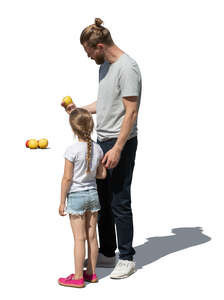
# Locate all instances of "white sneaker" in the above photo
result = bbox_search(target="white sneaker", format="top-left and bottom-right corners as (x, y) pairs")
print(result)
(84, 253), (116, 268)
(110, 260), (135, 279)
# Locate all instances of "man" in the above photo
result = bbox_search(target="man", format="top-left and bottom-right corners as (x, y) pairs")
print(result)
(66, 18), (142, 279)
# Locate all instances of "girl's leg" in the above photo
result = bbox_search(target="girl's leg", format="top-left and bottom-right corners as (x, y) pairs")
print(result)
(69, 214), (87, 279)
(85, 211), (98, 275)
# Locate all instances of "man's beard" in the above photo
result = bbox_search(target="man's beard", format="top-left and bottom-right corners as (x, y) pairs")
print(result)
(95, 54), (105, 65)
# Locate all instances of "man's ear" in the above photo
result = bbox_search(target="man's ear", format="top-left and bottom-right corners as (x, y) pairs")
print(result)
(96, 43), (105, 51)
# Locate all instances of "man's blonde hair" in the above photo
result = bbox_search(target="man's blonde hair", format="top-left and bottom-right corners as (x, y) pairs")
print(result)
(80, 18), (114, 48)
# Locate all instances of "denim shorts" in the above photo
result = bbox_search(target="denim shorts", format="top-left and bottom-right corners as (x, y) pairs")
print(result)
(66, 189), (101, 215)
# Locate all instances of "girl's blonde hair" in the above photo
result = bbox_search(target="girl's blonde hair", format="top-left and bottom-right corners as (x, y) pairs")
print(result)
(80, 18), (114, 48)
(69, 108), (94, 173)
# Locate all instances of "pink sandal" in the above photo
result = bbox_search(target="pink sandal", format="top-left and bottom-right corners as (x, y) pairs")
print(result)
(58, 274), (85, 288)
(83, 270), (98, 283)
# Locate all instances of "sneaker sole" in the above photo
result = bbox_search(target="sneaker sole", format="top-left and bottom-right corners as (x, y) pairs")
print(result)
(58, 281), (85, 288)
(110, 269), (135, 279)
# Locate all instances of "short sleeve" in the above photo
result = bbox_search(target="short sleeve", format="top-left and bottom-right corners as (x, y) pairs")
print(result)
(64, 146), (76, 162)
(119, 64), (141, 98)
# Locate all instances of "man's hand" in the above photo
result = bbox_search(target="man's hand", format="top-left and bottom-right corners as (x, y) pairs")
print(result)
(59, 203), (66, 216)
(61, 102), (77, 114)
(102, 145), (122, 169)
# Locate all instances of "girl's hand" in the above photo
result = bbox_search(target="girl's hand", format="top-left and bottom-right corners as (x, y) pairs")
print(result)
(59, 203), (67, 216)
(61, 103), (77, 114)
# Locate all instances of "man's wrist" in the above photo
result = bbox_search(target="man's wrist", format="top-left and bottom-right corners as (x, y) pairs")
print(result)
(114, 142), (123, 152)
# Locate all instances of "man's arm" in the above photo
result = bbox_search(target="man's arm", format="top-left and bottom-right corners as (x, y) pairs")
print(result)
(82, 101), (97, 114)
(115, 96), (138, 150)
(102, 96), (138, 169)
(65, 101), (96, 114)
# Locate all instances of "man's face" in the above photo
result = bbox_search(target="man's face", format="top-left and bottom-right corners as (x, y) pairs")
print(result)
(83, 42), (105, 65)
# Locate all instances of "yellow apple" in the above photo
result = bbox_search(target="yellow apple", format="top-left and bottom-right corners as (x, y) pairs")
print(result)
(38, 139), (48, 149)
(29, 139), (38, 149)
(62, 96), (73, 108)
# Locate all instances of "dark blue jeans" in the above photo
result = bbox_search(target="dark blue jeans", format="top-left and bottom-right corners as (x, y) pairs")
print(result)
(96, 136), (137, 261)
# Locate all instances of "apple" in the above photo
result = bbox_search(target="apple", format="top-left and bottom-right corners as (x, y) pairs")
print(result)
(62, 96), (73, 108)
(25, 140), (30, 148)
(38, 138), (48, 149)
(28, 139), (38, 149)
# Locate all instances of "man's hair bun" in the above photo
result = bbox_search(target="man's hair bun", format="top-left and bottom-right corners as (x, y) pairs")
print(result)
(80, 18), (114, 47)
(95, 18), (103, 27)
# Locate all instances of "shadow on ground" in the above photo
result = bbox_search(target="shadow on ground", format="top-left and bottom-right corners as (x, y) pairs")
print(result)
(93, 227), (211, 281)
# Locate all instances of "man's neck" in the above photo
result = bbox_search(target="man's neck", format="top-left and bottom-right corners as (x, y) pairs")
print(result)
(104, 45), (125, 64)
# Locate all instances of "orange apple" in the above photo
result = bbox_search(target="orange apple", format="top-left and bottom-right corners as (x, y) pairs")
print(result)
(25, 140), (30, 148)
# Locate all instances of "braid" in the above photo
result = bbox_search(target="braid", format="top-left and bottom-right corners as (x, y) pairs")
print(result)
(85, 131), (92, 173)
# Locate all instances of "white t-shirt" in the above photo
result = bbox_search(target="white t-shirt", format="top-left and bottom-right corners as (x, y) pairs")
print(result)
(64, 140), (104, 193)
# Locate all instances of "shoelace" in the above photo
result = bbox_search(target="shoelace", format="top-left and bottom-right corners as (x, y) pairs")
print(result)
(116, 261), (128, 268)
(65, 274), (74, 281)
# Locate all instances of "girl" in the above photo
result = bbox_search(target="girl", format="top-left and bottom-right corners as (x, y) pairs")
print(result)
(58, 108), (106, 288)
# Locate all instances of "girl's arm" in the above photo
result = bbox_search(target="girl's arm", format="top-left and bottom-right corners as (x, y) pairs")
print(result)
(59, 159), (73, 216)
(96, 160), (107, 179)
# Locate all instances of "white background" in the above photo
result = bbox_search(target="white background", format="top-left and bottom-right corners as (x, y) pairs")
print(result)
(0, 0), (223, 299)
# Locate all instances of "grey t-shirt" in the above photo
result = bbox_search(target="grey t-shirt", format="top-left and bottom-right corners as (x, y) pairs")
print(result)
(96, 53), (142, 142)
